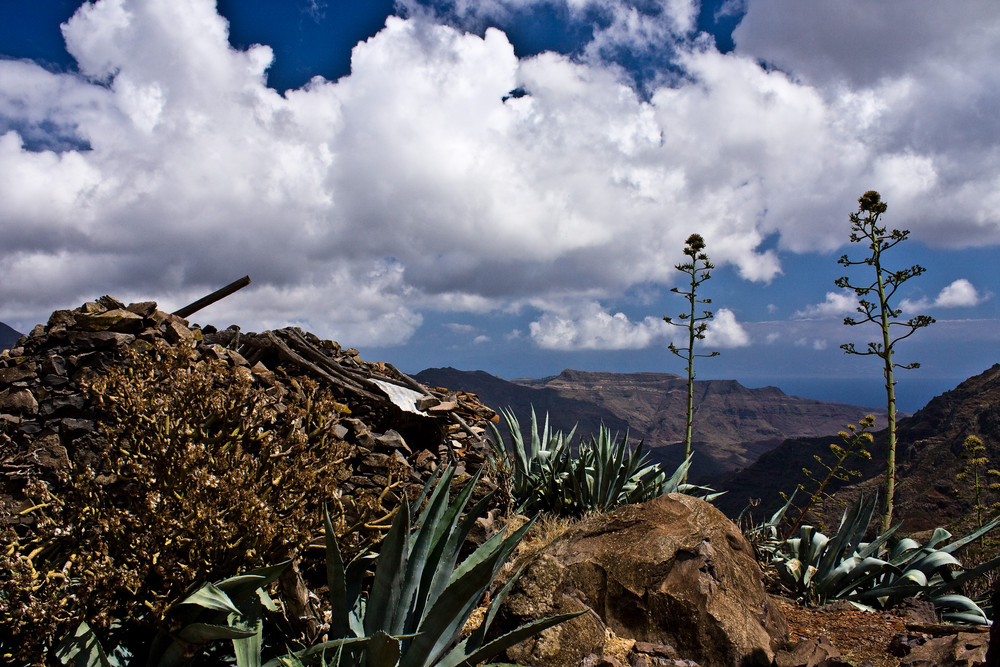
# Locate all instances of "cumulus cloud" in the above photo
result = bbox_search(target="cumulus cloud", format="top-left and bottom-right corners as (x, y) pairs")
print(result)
(0, 0), (999, 348)
(901, 279), (989, 311)
(794, 292), (857, 319)
(529, 301), (668, 350)
(702, 307), (750, 348)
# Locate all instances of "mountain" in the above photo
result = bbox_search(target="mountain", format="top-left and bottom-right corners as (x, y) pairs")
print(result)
(717, 364), (1000, 529)
(0, 321), (22, 350)
(415, 367), (887, 482)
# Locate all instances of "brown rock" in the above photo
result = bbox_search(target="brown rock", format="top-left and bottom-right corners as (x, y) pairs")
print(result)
(0, 388), (38, 414)
(163, 319), (195, 343)
(774, 637), (847, 667)
(75, 309), (144, 333)
(31, 432), (70, 472)
(499, 494), (785, 667)
(126, 301), (158, 317)
(67, 331), (135, 349)
(0, 363), (36, 384)
(900, 632), (988, 666)
(47, 310), (77, 327)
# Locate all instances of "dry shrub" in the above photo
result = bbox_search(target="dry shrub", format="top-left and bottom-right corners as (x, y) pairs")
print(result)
(0, 342), (386, 663)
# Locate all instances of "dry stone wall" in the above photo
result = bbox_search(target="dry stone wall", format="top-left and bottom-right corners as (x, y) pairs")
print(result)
(0, 295), (502, 523)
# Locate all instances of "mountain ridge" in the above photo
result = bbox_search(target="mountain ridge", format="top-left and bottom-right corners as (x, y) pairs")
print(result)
(0, 322), (22, 350)
(717, 363), (1000, 528)
(415, 366), (888, 482)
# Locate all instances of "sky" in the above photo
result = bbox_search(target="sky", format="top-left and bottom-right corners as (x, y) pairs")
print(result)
(1, 0), (999, 412)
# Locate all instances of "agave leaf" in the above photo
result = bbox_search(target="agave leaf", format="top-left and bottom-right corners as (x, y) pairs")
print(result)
(663, 455), (693, 492)
(855, 523), (900, 560)
(175, 623), (258, 642)
(401, 546), (507, 667)
(55, 621), (113, 667)
(175, 583), (242, 616)
(928, 551), (1000, 598)
(890, 538), (921, 561)
(365, 496), (411, 638)
(402, 518), (536, 667)
(402, 467), (463, 633)
(817, 494), (877, 577)
(467, 564), (526, 650)
(824, 556), (892, 600)
(922, 527), (953, 551)
(906, 550), (962, 575)
(324, 505), (351, 640)
(232, 617), (263, 667)
(940, 514), (1000, 554)
(262, 638), (371, 667)
(941, 609), (990, 625)
(931, 593), (989, 624)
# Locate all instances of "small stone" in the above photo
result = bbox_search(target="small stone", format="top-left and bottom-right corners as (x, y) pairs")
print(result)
(251, 361), (275, 384)
(126, 301), (158, 317)
(375, 429), (410, 453)
(227, 349), (250, 366)
(47, 310), (77, 327)
(163, 319), (195, 343)
(76, 309), (144, 333)
(61, 418), (96, 434)
(97, 295), (126, 310)
(0, 388), (38, 414)
(67, 331), (135, 349)
(29, 324), (46, 338)
(40, 355), (66, 377)
(415, 395), (440, 410)
(0, 364), (37, 384)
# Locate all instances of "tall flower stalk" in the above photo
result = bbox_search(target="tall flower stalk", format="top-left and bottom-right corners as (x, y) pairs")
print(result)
(835, 191), (934, 532)
(664, 233), (718, 476)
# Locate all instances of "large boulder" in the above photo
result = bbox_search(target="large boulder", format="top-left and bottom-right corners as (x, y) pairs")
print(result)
(499, 493), (787, 667)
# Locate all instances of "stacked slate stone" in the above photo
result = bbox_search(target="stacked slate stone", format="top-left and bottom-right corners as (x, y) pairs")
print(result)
(0, 295), (500, 520)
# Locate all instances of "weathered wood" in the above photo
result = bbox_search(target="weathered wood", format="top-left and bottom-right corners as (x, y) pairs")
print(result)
(262, 331), (383, 403)
(173, 275), (251, 319)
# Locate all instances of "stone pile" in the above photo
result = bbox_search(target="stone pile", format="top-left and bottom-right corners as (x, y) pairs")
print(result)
(0, 295), (500, 518)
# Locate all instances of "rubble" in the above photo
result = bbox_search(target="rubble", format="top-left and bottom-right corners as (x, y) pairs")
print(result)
(0, 295), (502, 521)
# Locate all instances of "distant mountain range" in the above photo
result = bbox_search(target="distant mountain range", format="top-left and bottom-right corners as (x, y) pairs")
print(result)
(0, 321), (22, 350)
(415, 367), (888, 483)
(717, 363), (1000, 529)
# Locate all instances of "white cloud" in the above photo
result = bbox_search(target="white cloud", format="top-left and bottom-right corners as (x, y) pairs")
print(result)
(444, 323), (478, 334)
(901, 278), (989, 311)
(0, 0), (999, 347)
(529, 301), (668, 350)
(702, 307), (750, 348)
(794, 292), (857, 319)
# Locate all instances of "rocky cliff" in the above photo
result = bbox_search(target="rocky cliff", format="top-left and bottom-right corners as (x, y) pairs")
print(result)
(416, 367), (887, 482)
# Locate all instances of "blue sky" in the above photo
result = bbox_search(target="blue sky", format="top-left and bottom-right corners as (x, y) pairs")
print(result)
(1, 0), (998, 412)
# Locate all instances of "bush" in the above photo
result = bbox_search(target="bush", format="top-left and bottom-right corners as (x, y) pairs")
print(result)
(0, 342), (385, 663)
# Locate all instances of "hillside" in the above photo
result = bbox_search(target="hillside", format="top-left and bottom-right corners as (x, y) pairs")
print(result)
(416, 367), (887, 482)
(718, 364), (1000, 529)
(0, 322), (20, 350)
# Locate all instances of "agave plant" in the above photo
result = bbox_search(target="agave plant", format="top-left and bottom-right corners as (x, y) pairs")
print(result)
(489, 407), (720, 516)
(271, 465), (583, 667)
(770, 493), (1000, 624)
(56, 561), (291, 667)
